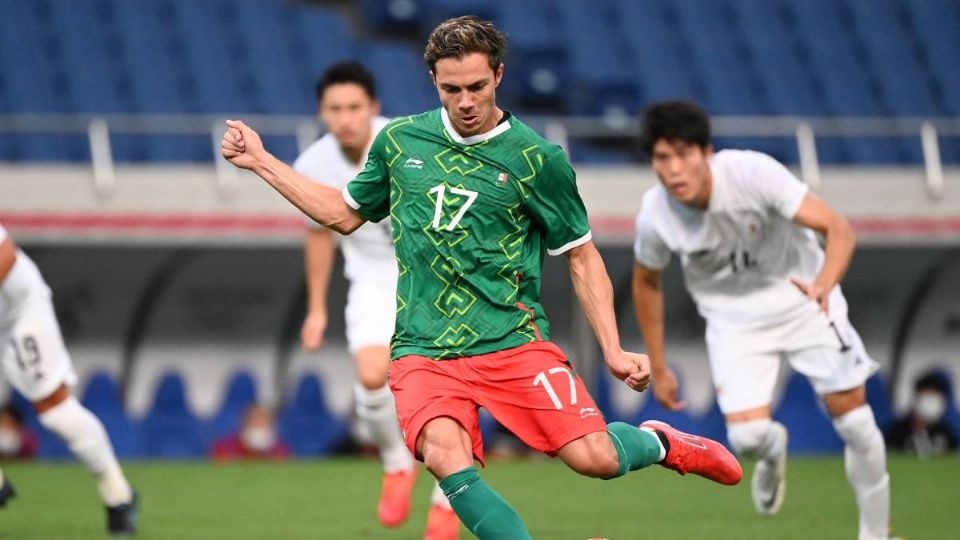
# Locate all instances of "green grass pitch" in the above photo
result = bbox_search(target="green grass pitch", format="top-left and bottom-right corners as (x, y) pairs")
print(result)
(0, 455), (956, 539)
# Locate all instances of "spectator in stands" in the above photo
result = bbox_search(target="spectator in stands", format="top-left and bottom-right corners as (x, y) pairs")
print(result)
(212, 404), (291, 461)
(0, 404), (38, 460)
(885, 370), (958, 457)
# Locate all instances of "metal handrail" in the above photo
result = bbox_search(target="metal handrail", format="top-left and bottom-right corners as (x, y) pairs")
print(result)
(1, 113), (956, 201)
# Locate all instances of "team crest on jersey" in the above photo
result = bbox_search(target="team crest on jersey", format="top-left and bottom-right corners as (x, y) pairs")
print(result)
(497, 172), (509, 185)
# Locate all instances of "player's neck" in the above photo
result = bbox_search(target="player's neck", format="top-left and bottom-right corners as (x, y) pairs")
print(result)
(341, 135), (373, 166)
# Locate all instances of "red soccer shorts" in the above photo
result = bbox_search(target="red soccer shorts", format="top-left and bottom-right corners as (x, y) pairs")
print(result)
(388, 341), (607, 466)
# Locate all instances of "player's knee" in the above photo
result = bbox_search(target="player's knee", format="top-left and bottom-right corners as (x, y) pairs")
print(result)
(418, 419), (473, 479)
(832, 405), (880, 451)
(562, 439), (620, 479)
(726, 418), (773, 455)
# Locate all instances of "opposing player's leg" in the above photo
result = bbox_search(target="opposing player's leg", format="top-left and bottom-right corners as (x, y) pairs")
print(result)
(424, 482), (460, 540)
(390, 355), (531, 540)
(725, 406), (789, 516)
(707, 327), (788, 513)
(825, 386), (891, 540)
(790, 313), (891, 540)
(353, 345), (417, 527)
(2, 300), (136, 535)
(36, 384), (137, 534)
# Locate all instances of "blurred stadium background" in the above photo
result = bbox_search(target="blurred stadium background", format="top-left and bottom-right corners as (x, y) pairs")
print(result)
(0, 0), (958, 537)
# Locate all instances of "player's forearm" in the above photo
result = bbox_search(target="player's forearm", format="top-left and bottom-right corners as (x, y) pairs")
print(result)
(567, 243), (623, 360)
(252, 154), (365, 234)
(816, 216), (856, 291)
(304, 229), (336, 315)
(631, 268), (668, 373)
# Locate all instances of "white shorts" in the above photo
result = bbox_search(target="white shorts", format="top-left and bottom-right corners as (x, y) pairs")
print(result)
(706, 302), (878, 414)
(0, 298), (78, 402)
(344, 281), (396, 354)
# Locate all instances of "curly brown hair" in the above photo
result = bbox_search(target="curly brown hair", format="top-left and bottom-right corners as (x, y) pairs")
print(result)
(423, 16), (507, 73)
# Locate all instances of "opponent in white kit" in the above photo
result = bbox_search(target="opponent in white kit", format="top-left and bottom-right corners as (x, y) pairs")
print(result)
(0, 224), (137, 535)
(295, 61), (458, 540)
(631, 101), (896, 540)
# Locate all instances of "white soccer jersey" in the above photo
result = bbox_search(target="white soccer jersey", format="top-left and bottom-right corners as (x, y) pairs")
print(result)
(0, 224), (52, 329)
(634, 149), (845, 331)
(293, 116), (396, 284)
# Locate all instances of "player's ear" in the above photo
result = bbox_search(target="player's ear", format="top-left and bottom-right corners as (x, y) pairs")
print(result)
(429, 70), (437, 87)
(494, 63), (504, 87)
(371, 98), (381, 117)
(704, 143), (714, 158)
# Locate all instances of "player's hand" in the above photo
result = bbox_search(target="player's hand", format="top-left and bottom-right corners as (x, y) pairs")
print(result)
(607, 350), (652, 392)
(301, 311), (328, 351)
(220, 119), (267, 171)
(790, 277), (829, 314)
(652, 366), (687, 411)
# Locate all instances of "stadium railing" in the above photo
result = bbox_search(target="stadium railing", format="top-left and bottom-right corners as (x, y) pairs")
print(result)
(1, 113), (957, 200)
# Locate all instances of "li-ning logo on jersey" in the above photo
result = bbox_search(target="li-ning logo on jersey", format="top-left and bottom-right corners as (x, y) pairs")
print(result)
(579, 407), (599, 419)
(403, 157), (424, 169)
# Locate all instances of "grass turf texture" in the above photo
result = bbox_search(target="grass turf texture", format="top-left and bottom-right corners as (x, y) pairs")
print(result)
(0, 455), (955, 539)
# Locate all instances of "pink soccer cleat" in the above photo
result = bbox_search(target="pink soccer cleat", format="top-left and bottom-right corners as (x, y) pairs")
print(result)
(641, 420), (743, 485)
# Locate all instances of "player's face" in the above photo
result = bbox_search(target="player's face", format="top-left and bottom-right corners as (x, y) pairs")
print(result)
(320, 83), (380, 152)
(432, 52), (504, 137)
(651, 139), (714, 208)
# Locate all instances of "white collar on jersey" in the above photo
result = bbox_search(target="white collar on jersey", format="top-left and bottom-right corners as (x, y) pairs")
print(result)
(440, 107), (512, 145)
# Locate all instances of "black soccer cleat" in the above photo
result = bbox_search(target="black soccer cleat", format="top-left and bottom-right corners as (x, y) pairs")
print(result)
(106, 489), (138, 536)
(0, 476), (15, 508)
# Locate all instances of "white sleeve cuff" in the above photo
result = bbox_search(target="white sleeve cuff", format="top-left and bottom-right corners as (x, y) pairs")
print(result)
(342, 186), (361, 210)
(547, 231), (592, 256)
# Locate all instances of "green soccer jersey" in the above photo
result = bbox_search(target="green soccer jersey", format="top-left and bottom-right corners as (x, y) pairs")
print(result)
(344, 108), (591, 360)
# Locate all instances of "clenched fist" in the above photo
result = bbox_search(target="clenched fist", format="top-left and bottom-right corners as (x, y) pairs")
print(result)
(220, 119), (268, 171)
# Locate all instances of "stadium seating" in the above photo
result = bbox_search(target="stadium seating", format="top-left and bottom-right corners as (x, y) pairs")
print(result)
(278, 375), (350, 457)
(140, 373), (206, 458)
(83, 373), (142, 458)
(1, 0), (958, 163)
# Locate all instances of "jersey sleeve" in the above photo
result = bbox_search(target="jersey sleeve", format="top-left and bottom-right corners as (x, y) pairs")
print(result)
(523, 149), (592, 256)
(343, 129), (391, 223)
(743, 151), (809, 219)
(633, 207), (671, 271)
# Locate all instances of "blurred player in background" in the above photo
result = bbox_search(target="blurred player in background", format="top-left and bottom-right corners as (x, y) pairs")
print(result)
(632, 101), (896, 540)
(294, 61), (458, 539)
(223, 17), (741, 539)
(0, 224), (137, 534)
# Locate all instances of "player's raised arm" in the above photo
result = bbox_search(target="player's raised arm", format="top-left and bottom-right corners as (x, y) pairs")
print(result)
(565, 241), (651, 392)
(220, 120), (365, 234)
(632, 262), (686, 411)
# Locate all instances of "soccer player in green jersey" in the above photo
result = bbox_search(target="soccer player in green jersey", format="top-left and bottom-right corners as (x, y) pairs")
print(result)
(221, 16), (741, 539)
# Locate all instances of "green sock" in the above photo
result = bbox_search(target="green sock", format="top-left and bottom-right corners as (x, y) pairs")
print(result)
(607, 422), (666, 478)
(439, 467), (531, 540)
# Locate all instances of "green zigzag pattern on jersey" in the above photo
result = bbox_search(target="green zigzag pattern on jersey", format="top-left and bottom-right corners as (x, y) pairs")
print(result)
(432, 323), (480, 359)
(434, 142), (487, 176)
(430, 255), (477, 318)
(496, 204), (526, 303)
(390, 179), (407, 313)
(514, 144), (546, 199)
(383, 116), (415, 167)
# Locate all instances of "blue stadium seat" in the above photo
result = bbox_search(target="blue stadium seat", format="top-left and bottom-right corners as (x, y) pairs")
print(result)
(493, 0), (566, 110)
(557, 0), (639, 116)
(278, 375), (350, 456)
(774, 374), (844, 454)
(670, 0), (767, 115)
(359, 42), (438, 116)
(82, 372), (141, 458)
(359, 0), (424, 34)
(140, 372), (205, 458)
(903, 0), (960, 115)
(615, 0), (701, 104)
(206, 371), (258, 444)
(420, 0), (498, 33)
(0, 0), (63, 113)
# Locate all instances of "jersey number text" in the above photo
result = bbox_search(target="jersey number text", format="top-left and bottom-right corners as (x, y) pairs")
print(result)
(429, 184), (478, 231)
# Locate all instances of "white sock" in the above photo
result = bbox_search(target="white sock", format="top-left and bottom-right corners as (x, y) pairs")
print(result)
(38, 396), (133, 506)
(832, 405), (890, 540)
(727, 419), (787, 462)
(354, 384), (414, 473)
(430, 481), (453, 509)
(639, 426), (667, 461)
